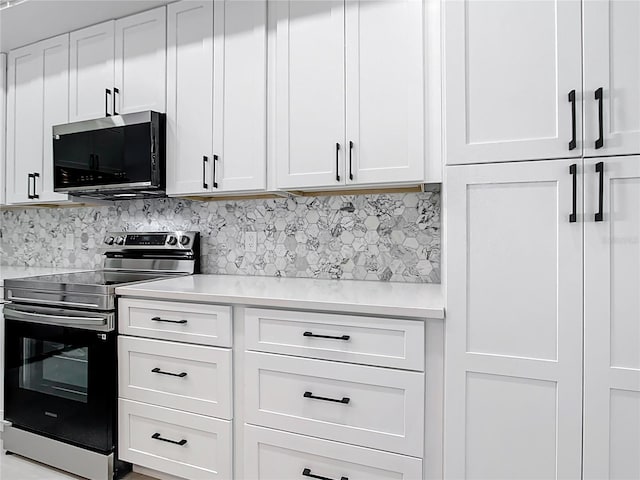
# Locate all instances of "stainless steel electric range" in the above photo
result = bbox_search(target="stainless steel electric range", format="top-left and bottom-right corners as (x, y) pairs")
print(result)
(2, 231), (200, 480)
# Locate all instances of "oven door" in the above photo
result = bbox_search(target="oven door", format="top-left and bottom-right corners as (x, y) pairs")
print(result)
(3, 305), (116, 453)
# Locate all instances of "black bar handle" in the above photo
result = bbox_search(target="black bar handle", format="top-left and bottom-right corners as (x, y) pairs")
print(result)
(27, 173), (33, 199)
(595, 161), (604, 222)
(336, 143), (341, 182)
(303, 391), (350, 404)
(569, 164), (577, 223)
(348, 141), (354, 181)
(151, 316), (188, 324)
(202, 156), (208, 189)
(151, 433), (187, 446)
(303, 331), (350, 341)
(152, 367), (187, 378)
(113, 87), (119, 116)
(213, 154), (219, 188)
(302, 468), (348, 480)
(32, 172), (40, 199)
(105, 88), (111, 117)
(568, 90), (576, 151)
(595, 87), (604, 149)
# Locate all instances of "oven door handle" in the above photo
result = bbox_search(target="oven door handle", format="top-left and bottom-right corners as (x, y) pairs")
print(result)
(5, 296), (101, 309)
(3, 307), (109, 329)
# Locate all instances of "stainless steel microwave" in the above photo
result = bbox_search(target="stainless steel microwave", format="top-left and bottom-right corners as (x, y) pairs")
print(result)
(52, 111), (165, 200)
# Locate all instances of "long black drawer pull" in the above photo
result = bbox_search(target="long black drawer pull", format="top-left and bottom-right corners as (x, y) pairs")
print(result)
(105, 88), (111, 117)
(151, 316), (188, 324)
(595, 87), (604, 149)
(595, 161), (604, 222)
(568, 90), (576, 150)
(304, 391), (350, 404)
(335, 143), (341, 182)
(302, 468), (348, 480)
(32, 172), (40, 199)
(202, 156), (209, 189)
(569, 164), (577, 223)
(348, 141), (354, 181)
(213, 154), (219, 188)
(27, 173), (34, 199)
(113, 87), (119, 116)
(152, 367), (187, 378)
(151, 433), (187, 446)
(303, 331), (350, 341)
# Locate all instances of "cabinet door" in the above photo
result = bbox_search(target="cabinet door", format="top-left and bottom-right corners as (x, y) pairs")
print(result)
(212, 0), (266, 192)
(115, 7), (167, 115)
(0, 53), (6, 205)
(444, 0), (582, 165)
(584, 157), (640, 480)
(444, 160), (583, 479)
(273, 0), (345, 189)
(166, 0), (214, 196)
(584, 1), (640, 157)
(345, 0), (424, 185)
(70, 21), (115, 122)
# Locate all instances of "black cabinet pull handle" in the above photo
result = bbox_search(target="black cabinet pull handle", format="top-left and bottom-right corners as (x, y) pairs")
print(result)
(113, 87), (119, 116)
(303, 331), (350, 341)
(302, 468), (348, 480)
(151, 433), (187, 446)
(335, 143), (341, 182)
(151, 316), (188, 324)
(303, 391), (350, 404)
(569, 164), (577, 223)
(595, 161), (604, 222)
(568, 90), (576, 151)
(202, 156), (208, 189)
(32, 172), (40, 199)
(595, 87), (604, 149)
(152, 367), (187, 378)
(105, 88), (111, 117)
(213, 154), (219, 188)
(27, 173), (34, 199)
(348, 141), (354, 180)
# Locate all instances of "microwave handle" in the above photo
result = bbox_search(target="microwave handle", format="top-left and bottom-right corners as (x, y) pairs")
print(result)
(4, 307), (108, 329)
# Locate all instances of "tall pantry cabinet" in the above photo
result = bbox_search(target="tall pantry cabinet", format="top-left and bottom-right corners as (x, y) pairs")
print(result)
(444, 1), (640, 478)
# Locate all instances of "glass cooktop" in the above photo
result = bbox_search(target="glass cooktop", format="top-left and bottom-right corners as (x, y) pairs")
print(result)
(15, 270), (176, 287)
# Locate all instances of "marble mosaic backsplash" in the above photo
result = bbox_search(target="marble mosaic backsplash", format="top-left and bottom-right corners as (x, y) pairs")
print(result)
(0, 191), (440, 283)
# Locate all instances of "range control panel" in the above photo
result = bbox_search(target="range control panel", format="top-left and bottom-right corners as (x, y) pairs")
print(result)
(102, 231), (198, 250)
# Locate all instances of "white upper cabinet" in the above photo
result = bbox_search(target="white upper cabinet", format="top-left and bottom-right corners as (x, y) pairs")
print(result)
(583, 157), (640, 480)
(444, 0), (583, 165)
(69, 21), (115, 121)
(6, 35), (69, 204)
(345, 0), (425, 185)
(0, 53), (6, 205)
(583, 1), (640, 157)
(273, 0), (345, 190)
(166, 0), (214, 196)
(115, 7), (167, 115)
(212, 0), (267, 193)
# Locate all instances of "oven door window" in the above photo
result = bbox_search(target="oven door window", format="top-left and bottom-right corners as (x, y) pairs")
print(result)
(21, 339), (89, 404)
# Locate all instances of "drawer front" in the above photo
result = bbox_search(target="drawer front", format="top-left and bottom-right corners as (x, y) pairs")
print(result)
(245, 308), (424, 370)
(245, 352), (424, 456)
(118, 336), (232, 419)
(118, 399), (232, 480)
(118, 298), (232, 347)
(245, 425), (423, 480)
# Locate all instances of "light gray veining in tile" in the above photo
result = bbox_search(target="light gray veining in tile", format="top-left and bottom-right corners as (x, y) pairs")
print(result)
(0, 191), (440, 283)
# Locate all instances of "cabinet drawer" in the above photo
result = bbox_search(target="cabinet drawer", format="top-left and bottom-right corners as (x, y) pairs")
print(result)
(118, 298), (232, 346)
(245, 425), (423, 480)
(118, 399), (232, 480)
(245, 352), (424, 456)
(245, 308), (424, 370)
(118, 336), (232, 419)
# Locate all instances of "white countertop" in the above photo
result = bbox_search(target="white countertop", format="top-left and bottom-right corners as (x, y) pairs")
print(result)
(0, 266), (88, 287)
(116, 274), (444, 319)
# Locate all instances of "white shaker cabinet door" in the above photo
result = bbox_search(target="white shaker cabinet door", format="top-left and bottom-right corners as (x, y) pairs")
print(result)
(272, 0), (345, 190)
(115, 6), (167, 115)
(345, 0), (425, 185)
(212, 0), (267, 192)
(444, 160), (583, 479)
(69, 21), (115, 121)
(444, 0), (582, 165)
(583, 1), (640, 157)
(166, 0), (214, 196)
(583, 157), (640, 480)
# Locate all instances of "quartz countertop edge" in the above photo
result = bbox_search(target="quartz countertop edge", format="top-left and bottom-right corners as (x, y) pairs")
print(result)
(115, 274), (445, 319)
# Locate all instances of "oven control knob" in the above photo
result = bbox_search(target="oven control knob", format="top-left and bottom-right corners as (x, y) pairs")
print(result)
(167, 235), (178, 246)
(179, 235), (190, 246)
(115, 236), (125, 245)
(104, 236), (114, 245)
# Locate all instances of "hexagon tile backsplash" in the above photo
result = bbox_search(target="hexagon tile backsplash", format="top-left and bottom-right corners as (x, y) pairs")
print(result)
(0, 190), (440, 283)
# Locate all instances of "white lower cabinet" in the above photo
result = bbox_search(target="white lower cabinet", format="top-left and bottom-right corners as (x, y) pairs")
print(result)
(244, 424), (423, 480)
